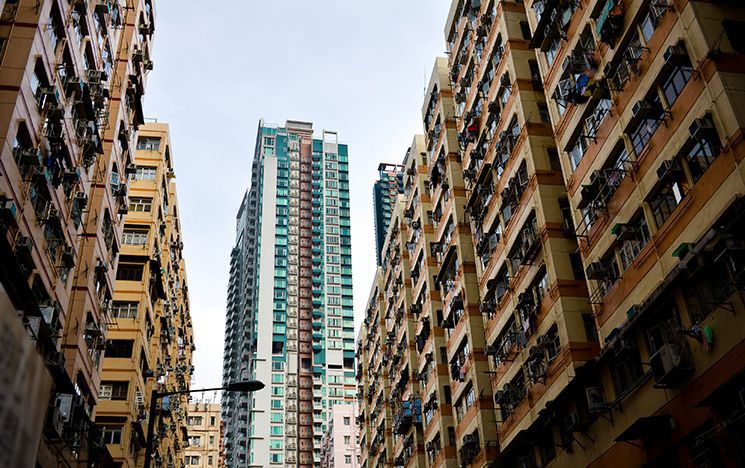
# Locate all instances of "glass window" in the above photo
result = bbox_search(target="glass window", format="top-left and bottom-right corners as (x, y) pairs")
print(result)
(136, 137), (161, 151)
(629, 110), (662, 156)
(661, 66), (693, 107)
(685, 138), (720, 182)
(128, 197), (153, 212)
(133, 166), (157, 180)
(618, 213), (651, 270)
(122, 229), (148, 246)
(648, 170), (688, 228)
(111, 301), (138, 319)
(100, 425), (123, 445)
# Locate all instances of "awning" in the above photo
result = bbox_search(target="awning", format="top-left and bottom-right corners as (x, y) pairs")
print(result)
(615, 415), (673, 442)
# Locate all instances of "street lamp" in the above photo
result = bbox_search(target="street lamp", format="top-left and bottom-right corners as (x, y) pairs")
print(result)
(143, 380), (264, 468)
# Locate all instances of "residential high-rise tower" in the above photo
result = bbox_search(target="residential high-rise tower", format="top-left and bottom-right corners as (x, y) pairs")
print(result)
(222, 120), (355, 467)
(0, 0), (158, 466)
(95, 122), (194, 467)
(372, 163), (404, 266)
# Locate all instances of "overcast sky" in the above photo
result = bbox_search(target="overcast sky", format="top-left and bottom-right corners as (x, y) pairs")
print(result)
(145, 1), (451, 390)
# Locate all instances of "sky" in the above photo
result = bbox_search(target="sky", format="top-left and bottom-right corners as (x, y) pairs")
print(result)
(145, 0), (452, 390)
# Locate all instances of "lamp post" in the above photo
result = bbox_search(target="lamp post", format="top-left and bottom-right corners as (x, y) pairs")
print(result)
(143, 380), (264, 468)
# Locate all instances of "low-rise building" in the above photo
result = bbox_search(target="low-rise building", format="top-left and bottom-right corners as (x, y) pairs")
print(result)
(185, 401), (224, 467)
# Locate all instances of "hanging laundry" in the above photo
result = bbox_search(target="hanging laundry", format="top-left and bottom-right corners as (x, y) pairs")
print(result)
(703, 325), (714, 352)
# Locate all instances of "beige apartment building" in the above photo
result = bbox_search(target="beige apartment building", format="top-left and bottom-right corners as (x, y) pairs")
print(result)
(94, 122), (195, 467)
(357, 0), (745, 467)
(0, 0), (159, 466)
(185, 402), (224, 467)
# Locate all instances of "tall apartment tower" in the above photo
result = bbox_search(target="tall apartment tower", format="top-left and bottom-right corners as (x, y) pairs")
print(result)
(441, 0), (600, 463)
(0, 0), (156, 466)
(514, 0), (745, 465)
(373, 163), (404, 266)
(356, 0), (745, 467)
(222, 120), (355, 467)
(95, 123), (194, 467)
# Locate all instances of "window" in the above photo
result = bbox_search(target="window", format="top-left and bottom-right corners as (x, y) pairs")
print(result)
(116, 263), (144, 281)
(99, 381), (128, 400)
(128, 197), (153, 212)
(208, 455), (214, 465)
(660, 58), (693, 107)
(639, 0), (668, 42)
(187, 416), (203, 426)
(137, 137), (161, 151)
(105, 339), (134, 358)
(345, 455), (352, 464)
(618, 212), (650, 270)
(210, 416), (216, 426)
(270, 426), (284, 436)
(684, 132), (721, 182)
(122, 229), (148, 246)
(544, 36), (561, 66)
(133, 166), (156, 180)
(189, 435), (202, 446)
(648, 165), (688, 228)
(343, 416), (351, 425)
(628, 96), (663, 155)
(270, 439), (283, 450)
(209, 435), (215, 445)
(111, 301), (138, 319)
(100, 425), (123, 445)
(610, 350), (643, 397)
(568, 136), (589, 171)
(544, 326), (561, 364)
(270, 453), (283, 464)
(344, 435), (351, 444)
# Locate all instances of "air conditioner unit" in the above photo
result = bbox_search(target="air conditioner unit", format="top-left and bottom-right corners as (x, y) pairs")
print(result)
(632, 100), (661, 120)
(656, 159), (682, 180)
(46, 351), (65, 373)
(74, 192), (88, 208)
(663, 44), (688, 66)
(612, 338), (635, 356)
(689, 116), (717, 141)
(650, 343), (692, 387)
(60, 246), (75, 268)
(14, 235), (34, 265)
(611, 223), (637, 241)
(54, 394), (74, 422)
(585, 261), (608, 280)
(563, 412), (583, 433)
(0, 199), (18, 224)
(585, 386), (606, 412)
(44, 406), (64, 440)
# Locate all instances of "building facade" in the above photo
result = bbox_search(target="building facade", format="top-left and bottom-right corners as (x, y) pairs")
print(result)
(0, 0), (158, 466)
(373, 163), (404, 266)
(95, 122), (194, 467)
(222, 120), (356, 467)
(357, 0), (745, 467)
(186, 402), (224, 467)
(320, 403), (359, 468)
